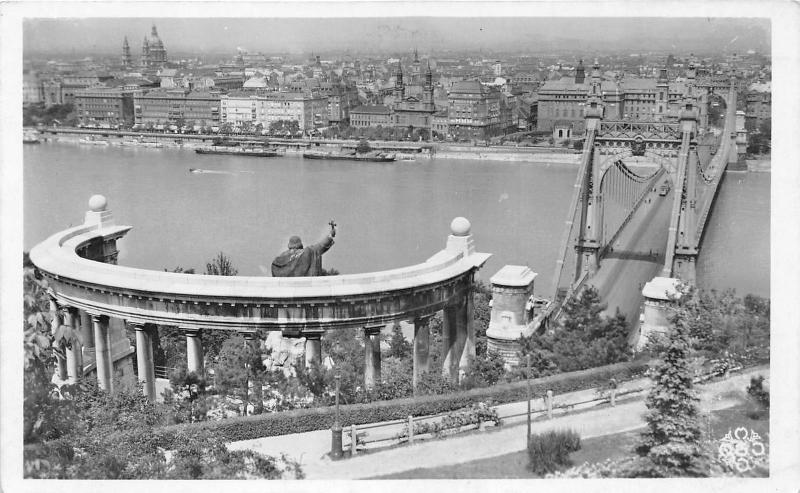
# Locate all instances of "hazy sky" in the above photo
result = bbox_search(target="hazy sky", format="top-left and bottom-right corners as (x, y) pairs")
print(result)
(24, 17), (770, 56)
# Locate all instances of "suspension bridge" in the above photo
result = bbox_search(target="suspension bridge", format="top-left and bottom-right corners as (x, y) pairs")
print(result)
(545, 79), (740, 334)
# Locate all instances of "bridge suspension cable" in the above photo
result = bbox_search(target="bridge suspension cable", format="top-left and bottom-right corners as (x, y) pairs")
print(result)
(600, 160), (664, 251)
(549, 127), (596, 302)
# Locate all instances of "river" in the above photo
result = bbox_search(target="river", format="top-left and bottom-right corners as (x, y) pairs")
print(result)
(23, 142), (770, 299)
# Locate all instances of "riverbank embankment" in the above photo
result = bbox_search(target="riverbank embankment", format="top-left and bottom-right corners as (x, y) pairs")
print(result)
(34, 127), (581, 164)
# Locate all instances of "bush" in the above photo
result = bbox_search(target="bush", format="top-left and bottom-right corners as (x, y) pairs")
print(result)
(157, 359), (651, 443)
(528, 429), (581, 475)
(396, 402), (500, 439)
(746, 375), (769, 410)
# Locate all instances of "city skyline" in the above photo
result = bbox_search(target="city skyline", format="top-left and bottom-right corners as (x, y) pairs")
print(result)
(24, 17), (770, 57)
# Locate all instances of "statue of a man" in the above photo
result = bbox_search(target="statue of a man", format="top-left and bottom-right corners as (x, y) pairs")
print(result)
(271, 221), (336, 277)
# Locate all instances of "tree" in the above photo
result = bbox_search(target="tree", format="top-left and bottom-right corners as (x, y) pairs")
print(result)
(214, 334), (265, 416)
(205, 251), (238, 276)
(386, 323), (411, 360)
(518, 286), (631, 376)
(461, 350), (507, 388)
(167, 364), (211, 423)
(24, 380), (303, 479)
(202, 253), (239, 363)
(355, 139), (372, 154)
(634, 284), (707, 477)
(472, 282), (492, 356)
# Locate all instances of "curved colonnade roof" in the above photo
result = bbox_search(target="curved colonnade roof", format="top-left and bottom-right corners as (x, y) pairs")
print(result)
(30, 204), (491, 332)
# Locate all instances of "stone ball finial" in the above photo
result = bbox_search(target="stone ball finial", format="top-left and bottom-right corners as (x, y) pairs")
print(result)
(450, 217), (471, 236)
(88, 194), (108, 212)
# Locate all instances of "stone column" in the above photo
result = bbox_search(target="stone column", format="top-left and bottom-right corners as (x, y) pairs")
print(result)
(92, 314), (113, 392)
(441, 305), (459, 381)
(185, 329), (204, 375)
(304, 334), (322, 368)
(133, 323), (156, 400)
(364, 326), (382, 389)
(458, 288), (476, 378)
(49, 298), (68, 381)
(243, 332), (264, 414)
(63, 308), (83, 383)
(412, 317), (430, 391)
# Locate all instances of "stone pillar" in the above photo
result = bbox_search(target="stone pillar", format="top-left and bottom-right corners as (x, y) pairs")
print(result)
(486, 265), (538, 367)
(79, 310), (94, 348)
(304, 334), (322, 368)
(133, 323), (156, 400)
(63, 308), (83, 383)
(364, 326), (382, 389)
(636, 277), (682, 351)
(412, 317), (430, 391)
(92, 314), (113, 392)
(458, 288), (476, 378)
(441, 305), (459, 381)
(49, 298), (68, 381)
(185, 329), (204, 375)
(243, 332), (264, 414)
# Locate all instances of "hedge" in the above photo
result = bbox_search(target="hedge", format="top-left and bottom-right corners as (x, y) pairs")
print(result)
(157, 359), (651, 445)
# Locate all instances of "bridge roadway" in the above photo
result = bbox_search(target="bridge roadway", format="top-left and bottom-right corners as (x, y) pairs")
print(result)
(587, 179), (674, 335)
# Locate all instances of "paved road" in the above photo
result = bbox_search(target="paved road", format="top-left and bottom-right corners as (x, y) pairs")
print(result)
(228, 367), (767, 479)
(589, 182), (674, 338)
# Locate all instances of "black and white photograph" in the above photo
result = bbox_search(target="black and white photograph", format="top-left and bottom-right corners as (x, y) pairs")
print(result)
(1, 1), (798, 490)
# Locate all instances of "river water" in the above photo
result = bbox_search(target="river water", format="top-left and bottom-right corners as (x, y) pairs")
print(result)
(23, 142), (770, 299)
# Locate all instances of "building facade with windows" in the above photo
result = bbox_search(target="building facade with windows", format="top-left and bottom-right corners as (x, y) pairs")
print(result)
(536, 60), (706, 134)
(74, 87), (139, 127)
(350, 105), (392, 128)
(745, 90), (770, 132)
(220, 92), (258, 127)
(133, 89), (220, 126)
(446, 79), (502, 140)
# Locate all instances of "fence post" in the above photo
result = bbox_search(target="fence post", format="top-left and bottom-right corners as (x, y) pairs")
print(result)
(610, 377), (618, 407)
(546, 389), (553, 419)
(350, 424), (358, 456)
(408, 415), (415, 444)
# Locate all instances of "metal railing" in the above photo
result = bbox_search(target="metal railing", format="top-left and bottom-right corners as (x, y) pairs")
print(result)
(154, 366), (176, 379)
(340, 364), (750, 458)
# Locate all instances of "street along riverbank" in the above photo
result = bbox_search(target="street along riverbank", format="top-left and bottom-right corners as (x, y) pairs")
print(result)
(34, 127), (581, 164)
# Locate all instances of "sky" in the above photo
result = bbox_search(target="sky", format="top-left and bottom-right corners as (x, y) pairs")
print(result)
(23, 17), (770, 57)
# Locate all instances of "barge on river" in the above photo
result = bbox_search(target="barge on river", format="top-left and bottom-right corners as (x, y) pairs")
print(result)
(196, 145), (282, 157)
(302, 150), (395, 162)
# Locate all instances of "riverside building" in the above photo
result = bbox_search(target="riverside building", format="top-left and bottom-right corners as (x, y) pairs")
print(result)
(536, 59), (708, 134)
(219, 91), (329, 131)
(74, 87), (139, 127)
(133, 89), (220, 127)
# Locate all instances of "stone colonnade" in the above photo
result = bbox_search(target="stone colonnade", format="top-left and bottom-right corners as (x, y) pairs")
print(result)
(51, 283), (478, 398)
(38, 199), (487, 398)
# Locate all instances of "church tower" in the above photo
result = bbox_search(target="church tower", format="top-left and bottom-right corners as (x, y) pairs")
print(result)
(422, 60), (434, 109)
(122, 36), (132, 68)
(412, 48), (421, 85)
(589, 58), (601, 97)
(141, 36), (150, 67)
(575, 59), (585, 84)
(393, 61), (405, 103)
(656, 63), (669, 119)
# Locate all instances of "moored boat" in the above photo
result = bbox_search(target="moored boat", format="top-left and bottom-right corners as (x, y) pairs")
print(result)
(78, 136), (109, 145)
(23, 130), (41, 144)
(302, 150), (395, 162)
(196, 145), (281, 157)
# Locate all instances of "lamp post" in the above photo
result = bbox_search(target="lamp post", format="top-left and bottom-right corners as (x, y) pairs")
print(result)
(330, 342), (343, 460)
(526, 353), (532, 446)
